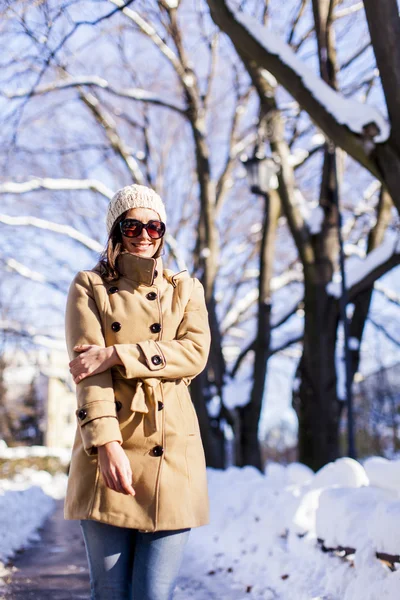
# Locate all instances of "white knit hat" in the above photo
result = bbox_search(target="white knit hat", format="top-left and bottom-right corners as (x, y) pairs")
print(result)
(106, 184), (167, 234)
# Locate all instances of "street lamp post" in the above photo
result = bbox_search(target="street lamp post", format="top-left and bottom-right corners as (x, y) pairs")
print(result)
(330, 144), (356, 459)
(241, 153), (279, 198)
(239, 151), (280, 467)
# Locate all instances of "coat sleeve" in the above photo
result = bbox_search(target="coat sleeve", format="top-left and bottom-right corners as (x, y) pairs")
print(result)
(65, 270), (122, 456)
(113, 278), (211, 380)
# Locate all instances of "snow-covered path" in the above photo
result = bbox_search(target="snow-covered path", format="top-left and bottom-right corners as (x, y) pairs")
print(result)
(0, 499), (89, 599)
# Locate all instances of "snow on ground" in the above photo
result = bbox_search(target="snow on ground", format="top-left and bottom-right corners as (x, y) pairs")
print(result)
(177, 458), (400, 599)
(0, 441), (71, 464)
(0, 443), (68, 565)
(2, 445), (400, 598)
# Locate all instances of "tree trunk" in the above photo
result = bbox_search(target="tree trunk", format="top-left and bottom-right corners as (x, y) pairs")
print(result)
(363, 0), (400, 153)
(190, 371), (225, 468)
(293, 277), (342, 470)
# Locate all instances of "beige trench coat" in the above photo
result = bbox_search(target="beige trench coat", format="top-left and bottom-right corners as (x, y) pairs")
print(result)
(64, 251), (211, 532)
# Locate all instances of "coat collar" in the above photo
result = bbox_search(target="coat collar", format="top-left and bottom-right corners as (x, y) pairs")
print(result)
(117, 251), (163, 286)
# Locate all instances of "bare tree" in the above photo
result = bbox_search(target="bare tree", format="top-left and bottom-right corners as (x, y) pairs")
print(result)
(206, 0), (400, 469)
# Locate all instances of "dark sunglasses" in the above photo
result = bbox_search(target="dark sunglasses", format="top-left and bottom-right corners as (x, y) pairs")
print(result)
(119, 218), (166, 239)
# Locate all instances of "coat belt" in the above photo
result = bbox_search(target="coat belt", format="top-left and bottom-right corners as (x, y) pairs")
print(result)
(129, 378), (162, 436)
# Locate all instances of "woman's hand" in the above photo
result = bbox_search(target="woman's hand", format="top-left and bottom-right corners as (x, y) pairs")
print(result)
(69, 345), (120, 384)
(97, 441), (135, 496)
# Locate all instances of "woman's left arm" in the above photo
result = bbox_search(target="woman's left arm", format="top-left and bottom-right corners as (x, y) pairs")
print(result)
(113, 277), (211, 380)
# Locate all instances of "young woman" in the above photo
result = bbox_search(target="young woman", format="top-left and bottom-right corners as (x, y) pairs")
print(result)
(64, 184), (211, 600)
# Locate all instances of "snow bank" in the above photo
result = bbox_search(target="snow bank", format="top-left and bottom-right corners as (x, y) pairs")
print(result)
(0, 440), (71, 465)
(317, 485), (395, 549)
(180, 457), (400, 599)
(0, 444), (68, 566)
(0, 484), (54, 564)
(310, 457), (369, 489)
(363, 456), (400, 493)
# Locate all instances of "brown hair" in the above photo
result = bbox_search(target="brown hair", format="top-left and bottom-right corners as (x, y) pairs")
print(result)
(96, 210), (165, 283)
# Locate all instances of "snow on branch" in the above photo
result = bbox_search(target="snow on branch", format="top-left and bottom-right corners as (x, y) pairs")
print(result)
(271, 269), (303, 292)
(4, 258), (46, 284)
(334, 2), (364, 19)
(0, 215), (102, 252)
(214, 0), (390, 148)
(374, 282), (400, 306)
(222, 1), (389, 143)
(221, 288), (258, 333)
(1, 77), (186, 115)
(160, 0), (180, 7)
(0, 177), (113, 198)
(0, 257), (67, 292)
(327, 230), (400, 298)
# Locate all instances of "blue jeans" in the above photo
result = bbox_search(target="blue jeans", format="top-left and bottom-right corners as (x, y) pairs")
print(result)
(80, 519), (190, 600)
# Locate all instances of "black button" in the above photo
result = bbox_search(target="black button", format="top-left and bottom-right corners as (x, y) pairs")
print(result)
(151, 355), (162, 365)
(108, 286), (119, 294)
(115, 400), (122, 412)
(111, 322), (121, 332)
(78, 409), (87, 420)
(154, 270), (158, 278)
(146, 292), (157, 301)
(150, 323), (161, 333)
(152, 445), (164, 457)
(158, 401), (164, 411)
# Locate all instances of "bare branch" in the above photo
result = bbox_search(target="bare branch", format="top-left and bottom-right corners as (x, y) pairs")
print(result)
(221, 269), (303, 335)
(108, 0), (185, 77)
(340, 42), (370, 71)
(229, 327), (303, 377)
(272, 299), (301, 328)
(79, 90), (145, 183)
(368, 317), (400, 347)
(4, 0), (138, 145)
(216, 73), (253, 210)
(229, 339), (255, 378)
(269, 333), (303, 356)
(2, 77), (186, 116)
(287, 0), (309, 46)
(348, 249), (400, 300)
